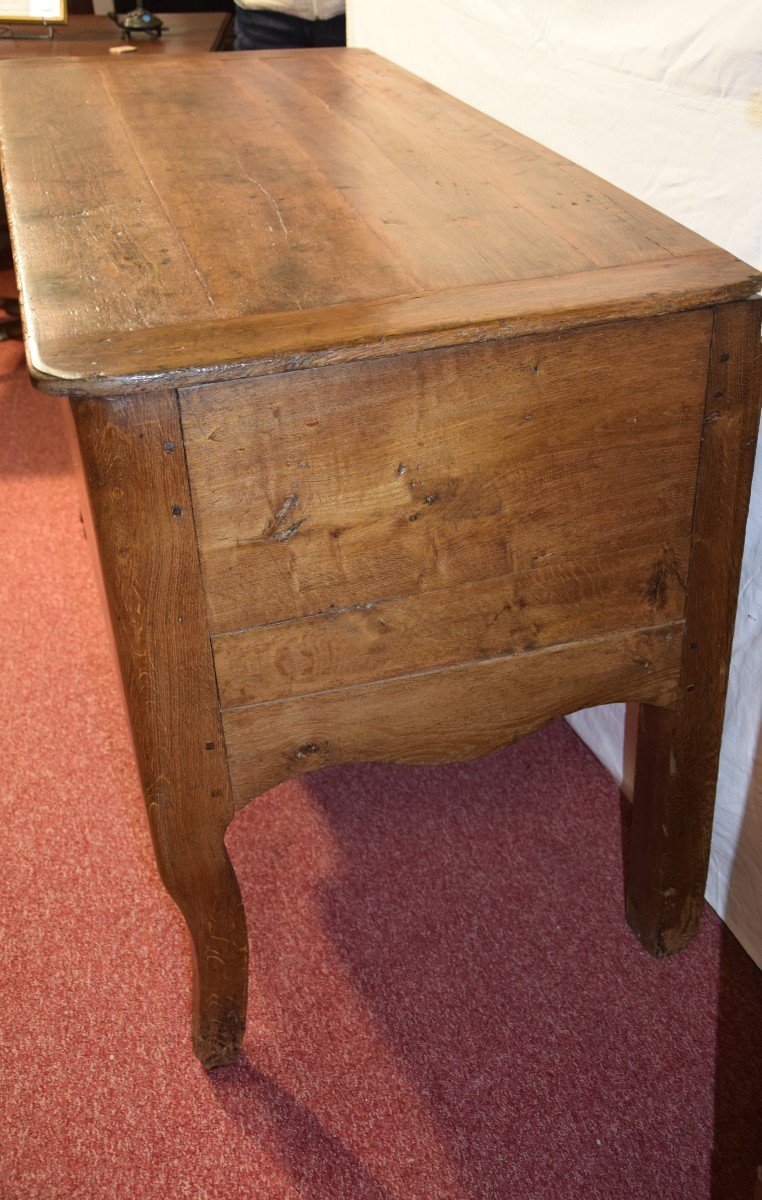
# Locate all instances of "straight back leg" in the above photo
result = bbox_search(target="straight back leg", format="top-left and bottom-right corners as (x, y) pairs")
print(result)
(627, 301), (761, 954)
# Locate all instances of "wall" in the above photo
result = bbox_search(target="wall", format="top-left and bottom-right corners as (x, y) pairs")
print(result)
(348, 0), (762, 966)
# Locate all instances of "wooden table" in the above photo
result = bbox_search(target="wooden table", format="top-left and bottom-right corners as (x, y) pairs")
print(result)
(0, 49), (759, 1069)
(0, 11), (229, 57)
(0, 11), (228, 335)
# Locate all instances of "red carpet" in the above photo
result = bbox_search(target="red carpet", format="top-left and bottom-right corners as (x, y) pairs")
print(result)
(1, 294), (760, 1199)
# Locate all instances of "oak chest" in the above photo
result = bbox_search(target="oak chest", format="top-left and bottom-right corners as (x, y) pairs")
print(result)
(1, 49), (759, 1067)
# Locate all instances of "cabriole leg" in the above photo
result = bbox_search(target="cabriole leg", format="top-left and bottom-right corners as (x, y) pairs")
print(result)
(69, 390), (247, 1067)
(150, 816), (248, 1068)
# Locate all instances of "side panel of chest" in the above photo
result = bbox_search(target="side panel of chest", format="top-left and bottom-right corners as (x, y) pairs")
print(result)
(182, 310), (710, 634)
(179, 310), (712, 804)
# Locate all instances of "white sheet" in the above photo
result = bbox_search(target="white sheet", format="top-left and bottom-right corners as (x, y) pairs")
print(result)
(349, 0), (762, 966)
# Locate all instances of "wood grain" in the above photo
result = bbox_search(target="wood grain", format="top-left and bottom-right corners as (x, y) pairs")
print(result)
(70, 393), (248, 1068)
(222, 624), (682, 807)
(627, 300), (762, 955)
(182, 311), (710, 634)
(327, 49), (724, 264)
(0, 49), (756, 396)
(213, 546), (688, 707)
(247, 56), (597, 288)
(268, 49), (710, 265)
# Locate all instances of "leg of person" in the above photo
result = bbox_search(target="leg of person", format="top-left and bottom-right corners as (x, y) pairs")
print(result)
(234, 6), (312, 51)
(312, 12), (346, 47)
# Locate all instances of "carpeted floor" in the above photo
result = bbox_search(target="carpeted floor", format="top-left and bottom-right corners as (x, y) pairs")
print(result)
(1, 299), (760, 1200)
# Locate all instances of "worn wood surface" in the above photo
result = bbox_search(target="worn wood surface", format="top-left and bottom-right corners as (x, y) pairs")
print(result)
(213, 546), (688, 708)
(70, 393), (248, 1068)
(0, 49), (757, 395)
(26, 250), (758, 396)
(182, 311), (710, 634)
(222, 625), (681, 805)
(0, 12), (227, 59)
(627, 300), (762, 955)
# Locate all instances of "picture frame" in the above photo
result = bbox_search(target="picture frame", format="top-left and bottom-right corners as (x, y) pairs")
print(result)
(0, 0), (67, 26)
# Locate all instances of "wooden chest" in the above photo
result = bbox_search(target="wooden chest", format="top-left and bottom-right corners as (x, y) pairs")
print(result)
(0, 49), (759, 1068)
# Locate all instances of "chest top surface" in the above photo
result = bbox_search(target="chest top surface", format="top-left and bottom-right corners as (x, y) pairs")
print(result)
(0, 47), (758, 395)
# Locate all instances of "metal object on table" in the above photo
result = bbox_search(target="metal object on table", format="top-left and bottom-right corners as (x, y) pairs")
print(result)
(108, 6), (166, 40)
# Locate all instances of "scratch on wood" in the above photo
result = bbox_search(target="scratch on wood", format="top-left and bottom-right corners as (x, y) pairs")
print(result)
(233, 147), (292, 244)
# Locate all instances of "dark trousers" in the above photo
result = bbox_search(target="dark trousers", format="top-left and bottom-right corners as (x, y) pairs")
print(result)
(234, 7), (346, 51)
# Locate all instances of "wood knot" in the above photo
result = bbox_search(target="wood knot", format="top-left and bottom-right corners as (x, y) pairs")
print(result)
(272, 519), (306, 542)
(297, 743), (319, 757)
(266, 492), (306, 542)
(289, 739), (331, 768)
(644, 547), (686, 608)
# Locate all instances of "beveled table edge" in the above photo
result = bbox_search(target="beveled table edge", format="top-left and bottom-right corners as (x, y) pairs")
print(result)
(26, 252), (762, 396)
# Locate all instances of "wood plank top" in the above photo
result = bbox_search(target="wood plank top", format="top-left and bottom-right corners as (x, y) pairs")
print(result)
(0, 13), (228, 59)
(0, 47), (758, 395)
